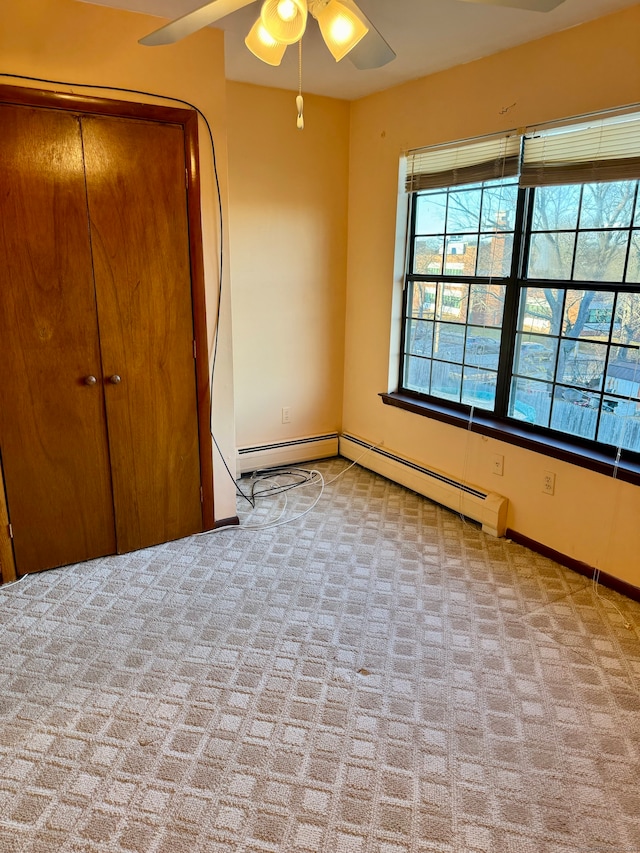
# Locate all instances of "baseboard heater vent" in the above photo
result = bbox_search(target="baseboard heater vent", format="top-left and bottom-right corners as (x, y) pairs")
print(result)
(339, 434), (507, 537)
(237, 433), (339, 475)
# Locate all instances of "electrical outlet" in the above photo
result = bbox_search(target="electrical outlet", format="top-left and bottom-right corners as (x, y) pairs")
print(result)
(542, 471), (555, 496)
(281, 406), (291, 424)
(492, 454), (504, 476)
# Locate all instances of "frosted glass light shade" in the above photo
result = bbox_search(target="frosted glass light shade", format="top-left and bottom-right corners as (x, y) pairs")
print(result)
(260, 0), (307, 45)
(315, 0), (368, 62)
(245, 18), (287, 65)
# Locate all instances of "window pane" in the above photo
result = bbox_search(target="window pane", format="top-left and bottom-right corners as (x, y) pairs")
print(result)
(481, 182), (518, 231)
(556, 340), (607, 390)
(433, 323), (465, 361)
(532, 185), (580, 231)
(446, 187), (481, 233)
(477, 234), (514, 277)
(518, 288), (563, 336)
(414, 237), (443, 274)
(436, 284), (468, 323)
(509, 377), (551, 426)
(573, 230), (628, 282)
(410, 282), (437, 319)
(404, 355), (431, 394)
(627, 231), (640, 283)
(528, 233), (575, 280)
(606, 345), (640, 399)
(550, 387), (598, 440)
(444, 235), (478, 276)
(465, 329), (501, 370)
(562, 290), (614, 339)
(612, 292), (640, 345)
(468, 284), (506, 327)
(431, 360), (462, 401)
(405, 319), (433, 356)
(513, 334), (556, 381)
(579, 181), (636, 229)
(461, 367), (497, 410)
(598, 410), (640, 454)
(415, 191), (447, 234)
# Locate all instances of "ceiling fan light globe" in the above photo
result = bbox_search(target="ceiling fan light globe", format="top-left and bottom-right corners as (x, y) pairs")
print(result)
(261, 0), (308, 44)
(245, 18), (287, 65)
(315, 0), (368, 62)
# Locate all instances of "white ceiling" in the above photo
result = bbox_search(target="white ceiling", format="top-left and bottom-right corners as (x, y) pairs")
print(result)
(77, 0), (638, 100)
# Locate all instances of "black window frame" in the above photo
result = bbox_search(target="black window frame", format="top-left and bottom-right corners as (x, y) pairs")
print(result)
(390, 174), (640, 482)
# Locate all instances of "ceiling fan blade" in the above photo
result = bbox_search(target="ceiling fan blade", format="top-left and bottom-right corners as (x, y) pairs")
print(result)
(341, 0), (396, 70)
(348, 30), (396, 70)
(139, 0), (255, 46)
(456, 0), (567, 11)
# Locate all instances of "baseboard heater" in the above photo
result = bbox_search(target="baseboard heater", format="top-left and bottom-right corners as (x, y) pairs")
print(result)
(236, 433), (339, 475)
(339, 434), (507, 538)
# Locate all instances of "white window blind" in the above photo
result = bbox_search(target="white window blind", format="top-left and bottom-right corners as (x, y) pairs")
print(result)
(405, 133), (521, 193)
(520, 111), (640, 187)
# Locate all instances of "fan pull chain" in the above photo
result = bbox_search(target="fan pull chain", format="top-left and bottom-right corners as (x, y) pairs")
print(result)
(296, 38), (304, 130)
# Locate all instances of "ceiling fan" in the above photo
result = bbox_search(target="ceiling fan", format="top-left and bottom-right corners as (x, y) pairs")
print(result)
(138, 0), (565, 129)
(138, 0), (567, 70)
(140, 0), (393, 70)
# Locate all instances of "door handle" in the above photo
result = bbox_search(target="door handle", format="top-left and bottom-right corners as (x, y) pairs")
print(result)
(84, 375), (97, 386)
(109, 375), (121, 385)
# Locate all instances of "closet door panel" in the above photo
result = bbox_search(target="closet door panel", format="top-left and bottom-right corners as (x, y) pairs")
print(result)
(0, 105), (117, 573)
(81, 116), (203, 553)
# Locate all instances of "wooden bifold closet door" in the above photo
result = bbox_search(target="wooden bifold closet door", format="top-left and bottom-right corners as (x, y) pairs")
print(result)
(0, 102), (205, 575)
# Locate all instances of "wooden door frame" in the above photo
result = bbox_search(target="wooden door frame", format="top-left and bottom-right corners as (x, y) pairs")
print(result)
(0, 85), (215, 540)
(0, 454), (16, 583)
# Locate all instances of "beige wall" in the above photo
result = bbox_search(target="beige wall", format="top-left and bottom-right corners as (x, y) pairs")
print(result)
(226, 82), (350, 450)
(0, 0), (237, 522)
(343, 5), (640, 586)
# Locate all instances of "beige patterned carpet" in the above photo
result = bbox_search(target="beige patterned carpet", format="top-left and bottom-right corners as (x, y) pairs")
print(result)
(0, 458), (639, 853)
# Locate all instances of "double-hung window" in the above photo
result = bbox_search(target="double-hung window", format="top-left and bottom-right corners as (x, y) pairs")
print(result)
(400, 111), (640, 463)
